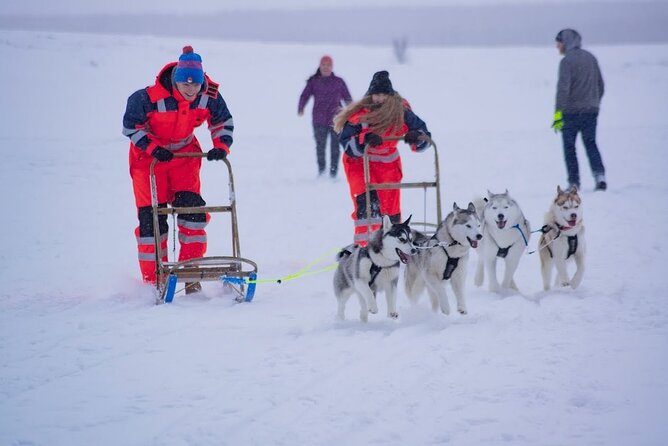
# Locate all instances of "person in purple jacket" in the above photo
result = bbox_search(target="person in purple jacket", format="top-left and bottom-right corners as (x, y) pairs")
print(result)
(298, 55), (352, 179)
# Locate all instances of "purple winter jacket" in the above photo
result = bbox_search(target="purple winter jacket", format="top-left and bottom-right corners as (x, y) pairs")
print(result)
(298, 73), (352, 127)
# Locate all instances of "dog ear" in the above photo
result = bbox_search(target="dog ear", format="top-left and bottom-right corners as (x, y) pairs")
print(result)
(403, 214), (412, 227)
(453, 202), (460, 211)
(467, 202), (476, 213)
(557, 185), (563, 194)
(382, 214), (392, 231)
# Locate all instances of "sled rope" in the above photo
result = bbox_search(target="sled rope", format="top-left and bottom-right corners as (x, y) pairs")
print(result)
(220, 248), (340, 285)
(412, 240), (458, 250)
(516, 225), (555, 255)
(526, 225), (560, 255)
(513, 222), (548, 255)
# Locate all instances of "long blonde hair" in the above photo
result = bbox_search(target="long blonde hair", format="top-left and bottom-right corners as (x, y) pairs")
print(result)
(333, 93), (405, 135)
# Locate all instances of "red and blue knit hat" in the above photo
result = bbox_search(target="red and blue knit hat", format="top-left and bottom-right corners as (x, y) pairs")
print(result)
(174, 46), (204, 84)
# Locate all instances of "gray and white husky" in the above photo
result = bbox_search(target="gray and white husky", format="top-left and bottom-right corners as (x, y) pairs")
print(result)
(474, 190), (531, 293)
(404, 202), (483, 315)
(333, 215), (416, 322)
(539, 185), (586, 290)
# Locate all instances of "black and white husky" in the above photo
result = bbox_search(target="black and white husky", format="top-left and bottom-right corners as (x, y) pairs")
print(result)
(539, 185), (586, 290)
(404, 202), (483, 315)
(474, 190), (531, 293)
(333, 215), (416, 322)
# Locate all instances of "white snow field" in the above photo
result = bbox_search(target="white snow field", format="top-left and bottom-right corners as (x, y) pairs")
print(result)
(0, 30), (667, 445)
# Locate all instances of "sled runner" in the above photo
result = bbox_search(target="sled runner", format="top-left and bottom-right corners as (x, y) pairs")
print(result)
(149, 153), (257, 304)
(363, 135), (442, 234)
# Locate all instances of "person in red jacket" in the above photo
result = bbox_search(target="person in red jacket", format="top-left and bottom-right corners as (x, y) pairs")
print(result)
(122, 46), (234, 290)
(333, 71), (431, 246)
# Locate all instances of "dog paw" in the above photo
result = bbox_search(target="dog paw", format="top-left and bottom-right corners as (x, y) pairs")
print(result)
(360, 313), (369, 323)
(389, 312), (399, 319)
(458, 309), (467, 315)
(368, 307), (378, 314)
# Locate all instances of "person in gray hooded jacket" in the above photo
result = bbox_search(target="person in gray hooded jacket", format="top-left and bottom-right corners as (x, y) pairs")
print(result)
(552, 29), (607, 191)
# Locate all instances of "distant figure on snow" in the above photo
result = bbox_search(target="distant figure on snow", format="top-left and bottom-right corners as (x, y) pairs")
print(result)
(333, 70), (431, 246)
(122, 46), (234, 292)
(298, 55), (352, 179)
(552, 29), (607, 191)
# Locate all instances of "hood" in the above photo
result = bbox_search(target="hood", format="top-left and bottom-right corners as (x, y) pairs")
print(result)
(156, 62), (177, 93)
(556, 29), (582, 52)
(554, 29), (582, 51)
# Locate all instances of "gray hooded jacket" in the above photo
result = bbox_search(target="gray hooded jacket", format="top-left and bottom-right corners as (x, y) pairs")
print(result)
(556, 29), (604, 113)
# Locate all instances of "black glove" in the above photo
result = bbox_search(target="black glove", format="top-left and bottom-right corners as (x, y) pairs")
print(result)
(363, 132), (383, 148)
(151, 146), (174, 162)
(404, 130), (422, 144)
(207, 148), (228, 161)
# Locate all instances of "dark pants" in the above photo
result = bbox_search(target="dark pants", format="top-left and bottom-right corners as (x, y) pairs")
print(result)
(314, 125), (340, 175)
(561, 112), (606, 187)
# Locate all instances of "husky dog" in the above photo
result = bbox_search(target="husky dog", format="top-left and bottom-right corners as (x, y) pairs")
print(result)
(333, 215), (416, 322)
(404, 202), (483, 315)
(474, 190), (531, 292)
(539, 185), (586, 290)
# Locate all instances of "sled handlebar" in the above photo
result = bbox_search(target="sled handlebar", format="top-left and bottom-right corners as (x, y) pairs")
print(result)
(380, 134), (435, 146)
(149, 151), (232, 172)
(170, 152), (206, 158)
(362, 135), (442, 227)
(148, 151), (235, 200)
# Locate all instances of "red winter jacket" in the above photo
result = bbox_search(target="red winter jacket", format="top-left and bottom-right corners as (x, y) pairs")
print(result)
(122, 62), (234, 155)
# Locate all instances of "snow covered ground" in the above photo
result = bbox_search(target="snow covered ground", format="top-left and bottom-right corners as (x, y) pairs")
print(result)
(1, 30), (667, 445)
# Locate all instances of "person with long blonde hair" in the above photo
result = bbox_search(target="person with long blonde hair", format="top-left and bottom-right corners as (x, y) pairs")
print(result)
(333, 70), (431, 246)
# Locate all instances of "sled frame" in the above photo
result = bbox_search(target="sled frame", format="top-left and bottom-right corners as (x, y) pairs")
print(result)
(149, 153), (258, 304)
(363, 136), (442, 235)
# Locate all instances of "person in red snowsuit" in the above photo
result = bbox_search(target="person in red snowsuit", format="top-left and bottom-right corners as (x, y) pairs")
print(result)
(122, 46), (234, 288)
(333, 71), (431, 246)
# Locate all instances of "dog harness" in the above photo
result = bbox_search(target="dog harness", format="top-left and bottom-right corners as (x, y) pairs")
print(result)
(359, 247), (399, 287)
(496, 246), (511, 258)
(416, 233), (463, 280)
(440, 242), (462, 280)
(544, 225), (579, 259)
(491, 220), (530, 258)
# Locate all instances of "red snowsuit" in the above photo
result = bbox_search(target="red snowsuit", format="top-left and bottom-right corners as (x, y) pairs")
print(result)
(122, 62), (234, 283)
(338, 102), (430, 246)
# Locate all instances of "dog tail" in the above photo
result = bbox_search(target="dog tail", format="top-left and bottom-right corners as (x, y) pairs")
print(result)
(336, 243), (357, 261)
(403, 263), (424, 303)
